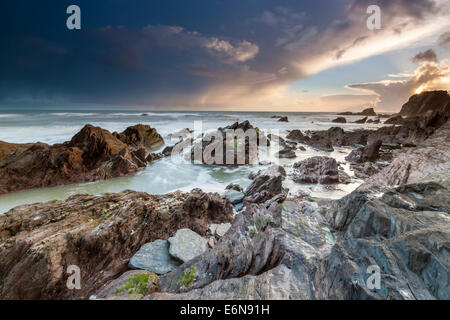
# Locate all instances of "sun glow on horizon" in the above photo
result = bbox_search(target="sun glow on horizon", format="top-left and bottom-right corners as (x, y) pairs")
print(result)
(415, 87), (424, 94)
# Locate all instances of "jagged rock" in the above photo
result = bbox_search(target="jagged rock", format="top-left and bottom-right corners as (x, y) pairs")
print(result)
(168, 229), (208, 263)
(338, 108), (376, 116)
(320, 180), (450, 300)
(190, 121), (269, 166)
(129, 240), (181, 275)
(354, 117), (368, 124)
(286, 130), (334, 152)
(0, 189), (233, 299)
(146, 152), (164, 163)
(399, 90), (450, 117)
(332, 117), (347, 123)
(292, 156), (350, 184)
(345, 140), (382, 163)
(276, 147), (296, 159)
(278, 116), (289, 122)
(225, 183), (243, 192)
(286, 130), (306, 141)
(244, 165), (287, 204)
(224, 190), (245, 205)
(360, 121), (450, 189)
(384, 115), (404, 125)
(113, 124), (164, 149)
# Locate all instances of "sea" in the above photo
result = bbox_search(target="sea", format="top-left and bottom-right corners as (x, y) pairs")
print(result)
(0, 110), (384, 214)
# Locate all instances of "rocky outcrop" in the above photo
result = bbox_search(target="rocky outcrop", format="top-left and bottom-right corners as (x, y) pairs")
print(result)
(190, 121), (269, 166)
(286, 130), (334, 152)
(360, 121), (450, 189)
(399, 91), (450, 117)
(149, 179), (449, 300)
(291, 156), (350, 184)
(354, 117), (368, 124)
(276, 146), (296, 159)
(384, 115), (404, 125)
(338, 108), (376, 116)
(0, 189), (233, 299)
(346, 140), (382, 164)
(278, 116), (289, 122)
(332, 117), (347, 123)
(0, 124), (164, 195)
(113, 124), (164, 150)
(244, 165), (287, 204)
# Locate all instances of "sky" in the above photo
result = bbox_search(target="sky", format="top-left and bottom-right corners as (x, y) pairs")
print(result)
(0, 0), (449, 112)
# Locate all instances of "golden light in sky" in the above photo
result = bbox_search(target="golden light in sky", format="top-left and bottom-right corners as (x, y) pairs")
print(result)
(415, 87), (424, 94)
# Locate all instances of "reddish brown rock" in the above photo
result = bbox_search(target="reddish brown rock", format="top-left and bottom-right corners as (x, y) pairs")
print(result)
(113, 124), (164, 150)
(0, 189), (233, 299)
(0, 124), (163, 195)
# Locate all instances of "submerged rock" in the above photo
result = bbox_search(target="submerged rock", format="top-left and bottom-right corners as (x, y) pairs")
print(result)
(129, 240), (181, 275)
(354, 117), (368, 124)
(332, 117), (347, 123)
(276, 146), (296, 159)
(278, 116), (289, 122)
(168, 229), (208, 263)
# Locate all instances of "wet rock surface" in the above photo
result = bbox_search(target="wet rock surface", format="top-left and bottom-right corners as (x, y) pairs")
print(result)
(291, 156), (350, 185)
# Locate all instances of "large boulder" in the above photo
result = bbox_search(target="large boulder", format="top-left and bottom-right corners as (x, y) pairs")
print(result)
(332, 117), (347, 123)
(168, 229), (208, 263)
(113, 124), (164, 150)
(190, 121), (269, 166)
(0, 189), (233, 299)
(292, 156), (350, 184)
(399, 91), (450, 117)
(345, 140), (382, 164)
(129, 240), (181, 275)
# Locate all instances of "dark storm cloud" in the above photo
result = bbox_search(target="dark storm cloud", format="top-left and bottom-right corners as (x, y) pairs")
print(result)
(412, 49), (438, 64)
(438, 31), (450, 47)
